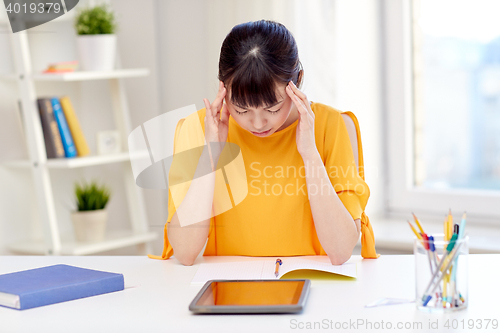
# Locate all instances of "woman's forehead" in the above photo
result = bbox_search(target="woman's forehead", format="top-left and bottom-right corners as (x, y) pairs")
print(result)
(226, 84), (287, 108)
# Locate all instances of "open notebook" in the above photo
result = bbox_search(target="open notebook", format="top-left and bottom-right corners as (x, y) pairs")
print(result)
(191, 258), (356, 285)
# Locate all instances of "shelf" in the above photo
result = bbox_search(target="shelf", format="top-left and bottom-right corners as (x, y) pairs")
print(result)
(2, 151), (150, 169)
(0, 68), (150, 81)
(4, 31), (154, 256)
(7, 230), (158, 255)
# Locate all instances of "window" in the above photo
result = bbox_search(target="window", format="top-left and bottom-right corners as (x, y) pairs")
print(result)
(413, 0), (500, 191)
(385, 0), (500, 221)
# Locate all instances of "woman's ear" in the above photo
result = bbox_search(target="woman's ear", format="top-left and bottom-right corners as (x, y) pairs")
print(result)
(296, 69), (304, 88)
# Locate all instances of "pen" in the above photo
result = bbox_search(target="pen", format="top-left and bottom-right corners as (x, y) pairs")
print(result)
(445, 225), (460, 306)
(422, 233), (444, 301)
(447, 229), (459, 306)
(442, 273), (448, 307)
(408, 218), (443, 298)
(449, 224), (460, 287)
(428, 236), (439, 269)
(275, 259), (282, 278)
(449, 276), (456, 307)
(421, 237), (461, 306)
(450, 212), (467, 302)
(427, 236), (442, 296)
(422, 233), (458, 297)
(451, 213), (467, 283)
(423, 241), (463, 306)
(420, 233), (434, 274)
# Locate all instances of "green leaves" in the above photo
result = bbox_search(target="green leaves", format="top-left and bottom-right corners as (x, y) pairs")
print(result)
(75, 4), (117, 35)
(75, 181), (110, 211)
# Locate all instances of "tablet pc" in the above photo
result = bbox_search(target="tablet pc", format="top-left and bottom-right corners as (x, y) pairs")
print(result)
(189, 279), (310, 314)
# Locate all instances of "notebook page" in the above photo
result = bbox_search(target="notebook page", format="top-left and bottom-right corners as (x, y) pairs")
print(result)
(191, 260), (267, 284)
(269, 258), (357, 279)
(191, 258), (356, 284)
(0, 291), (20, 309)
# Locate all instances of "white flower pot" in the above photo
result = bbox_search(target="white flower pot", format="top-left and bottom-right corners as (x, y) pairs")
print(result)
(71, 209), (108, 242)
(76, 34), (117, 71)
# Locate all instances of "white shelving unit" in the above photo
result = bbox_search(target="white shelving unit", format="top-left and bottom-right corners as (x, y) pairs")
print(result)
(1, 29), (158, 255)
(0, 68), (150, 82)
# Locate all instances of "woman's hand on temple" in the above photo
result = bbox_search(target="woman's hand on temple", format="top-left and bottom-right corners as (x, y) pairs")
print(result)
(286, 81), (318, 160)
(203, 81), (230, 144)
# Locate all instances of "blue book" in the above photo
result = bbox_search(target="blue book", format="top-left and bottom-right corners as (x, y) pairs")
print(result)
(51, 97), (77, 158)
(0, 264), (124, 310)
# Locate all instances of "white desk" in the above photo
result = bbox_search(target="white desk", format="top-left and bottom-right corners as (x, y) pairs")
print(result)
(1, 255), (499, 333)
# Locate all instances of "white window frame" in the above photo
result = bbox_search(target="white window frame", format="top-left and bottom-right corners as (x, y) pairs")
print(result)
(384, 0), (500, 223)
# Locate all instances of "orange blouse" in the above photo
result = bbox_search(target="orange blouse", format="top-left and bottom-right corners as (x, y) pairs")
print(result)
(148, 102), (379, 260)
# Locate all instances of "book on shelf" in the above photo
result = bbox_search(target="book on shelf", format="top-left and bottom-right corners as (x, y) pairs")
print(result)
(36, 96), (90, 159)
(60, 96), (90, 157)
(50, 97), (77, 158)
(0, 264), (124, 310)
(37, 98), (65, 159)
(42, 60), (79, 73)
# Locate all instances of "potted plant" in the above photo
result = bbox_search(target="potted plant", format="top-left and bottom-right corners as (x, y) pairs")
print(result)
(71, 181), (111, 242)
(74, 4), (118, 71)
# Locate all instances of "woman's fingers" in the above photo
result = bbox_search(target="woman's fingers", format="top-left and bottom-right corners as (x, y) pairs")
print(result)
(287, 81), (315, 120)
(289, 81), (308, 104)
(203, 82), (230, 146)
(286, 84), (308, 116)
(205, 81), (227, 125)
(286, 83), (315, 133)
(203, 98), (213, 119)
(220, 103), (230, 124)
(288, 82), (316, 159)
(212, 81), (226, 112)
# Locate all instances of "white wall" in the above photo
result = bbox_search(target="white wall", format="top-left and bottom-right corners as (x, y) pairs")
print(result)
(0, 0), (385, 255)
(333, 0), (385, 218)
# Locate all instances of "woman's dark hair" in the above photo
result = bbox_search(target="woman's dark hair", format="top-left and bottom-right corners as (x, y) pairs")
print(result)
(218, 20), (303, 109)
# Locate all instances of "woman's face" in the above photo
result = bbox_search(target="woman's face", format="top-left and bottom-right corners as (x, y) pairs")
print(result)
(225, 83), (297, 137)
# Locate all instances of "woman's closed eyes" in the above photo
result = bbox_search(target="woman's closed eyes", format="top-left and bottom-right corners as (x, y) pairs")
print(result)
(233, 101), (284, 115)
(234, 108), (281, 115)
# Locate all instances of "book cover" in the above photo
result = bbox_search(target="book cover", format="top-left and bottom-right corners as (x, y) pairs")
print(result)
(0, 264), (124, 310)
(44, 60), (79, 71)
(37, 98), (65, 159)
(51, 97), (77, 158)
(59, 96), (90, 157)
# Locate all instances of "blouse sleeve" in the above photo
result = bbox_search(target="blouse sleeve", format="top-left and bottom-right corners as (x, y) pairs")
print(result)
(147, 118), (185, 260)
(321, 109), (379, 259)
(148, 109), (216, 260)
(322, 111), (370, 221)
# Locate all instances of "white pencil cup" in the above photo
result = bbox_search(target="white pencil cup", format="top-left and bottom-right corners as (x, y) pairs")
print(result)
(414, 234), (469, 313)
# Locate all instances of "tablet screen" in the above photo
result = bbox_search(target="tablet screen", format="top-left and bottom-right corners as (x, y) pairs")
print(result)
(195, 280), (305, 306)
